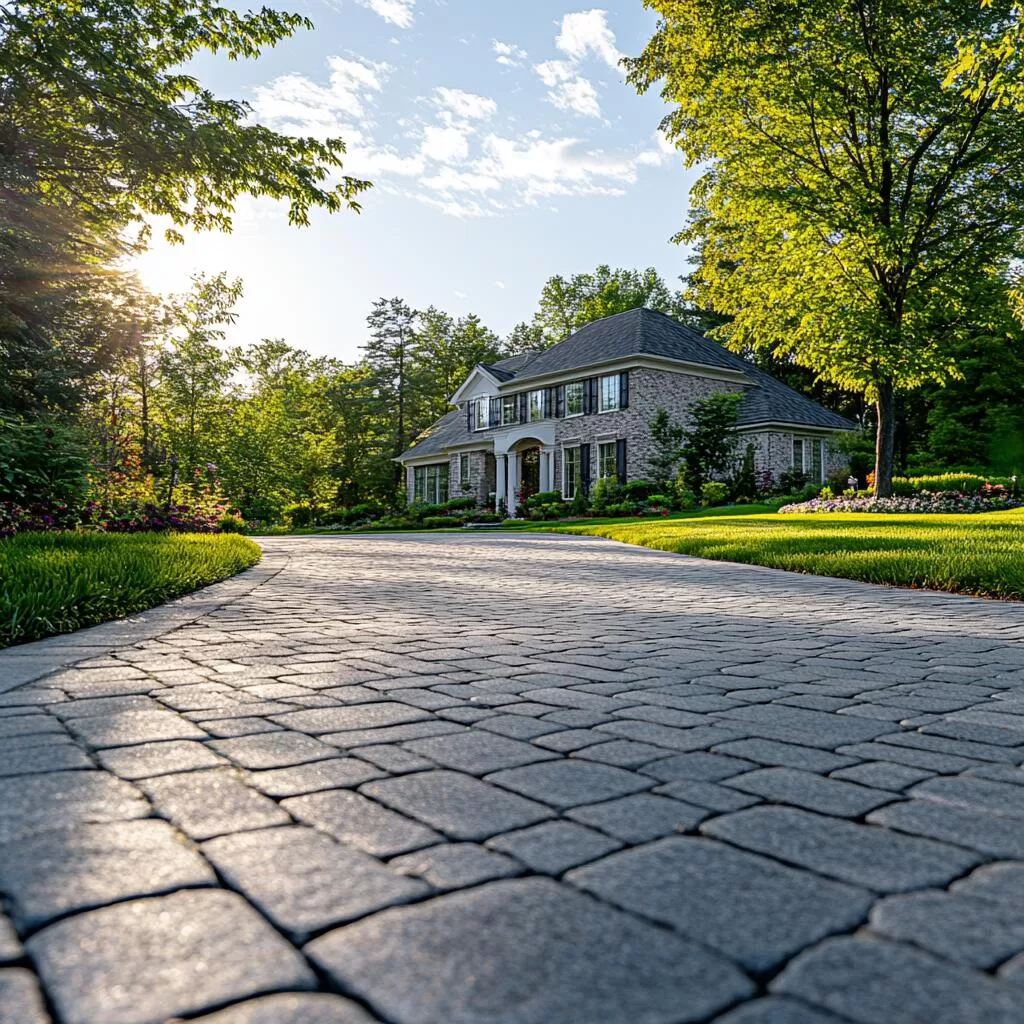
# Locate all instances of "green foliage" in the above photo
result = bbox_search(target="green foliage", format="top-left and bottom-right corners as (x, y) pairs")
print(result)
(558, 510), (1024, 600)
(217, 513), (245, 534)
(589, 477), (624, 514)
(891, 473), (1012, 496)
(0, 532), (260, 647)
(0, 416), (89, 506)
(647, 408), (686, 491)
(681, 392), (742, 497)
(730, 443), (758, 502)
(283, 503), (314, 528)
(569, 489), (591, 517)
(701, 481), (728, 506)
(629, 0), (1024, 495)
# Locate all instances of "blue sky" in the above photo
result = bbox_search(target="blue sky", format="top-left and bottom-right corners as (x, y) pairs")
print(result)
(134, 1), (702, 361)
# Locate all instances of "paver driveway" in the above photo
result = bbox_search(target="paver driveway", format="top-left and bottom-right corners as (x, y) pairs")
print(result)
(2, 533), (1024, 1024)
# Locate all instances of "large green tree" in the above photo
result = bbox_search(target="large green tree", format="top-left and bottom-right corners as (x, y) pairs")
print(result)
(629, 0), (1024, 494)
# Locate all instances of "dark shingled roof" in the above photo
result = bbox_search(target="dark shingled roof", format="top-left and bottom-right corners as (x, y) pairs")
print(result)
(399, 308), (853, 460)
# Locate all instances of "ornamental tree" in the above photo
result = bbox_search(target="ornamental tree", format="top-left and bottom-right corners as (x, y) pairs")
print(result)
(629, 0), (1024, 494)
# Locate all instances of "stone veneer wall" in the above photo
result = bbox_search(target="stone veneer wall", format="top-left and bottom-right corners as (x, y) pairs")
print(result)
(451, 450), (495, 504)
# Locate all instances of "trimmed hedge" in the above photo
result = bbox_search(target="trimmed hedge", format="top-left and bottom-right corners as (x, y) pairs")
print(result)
(0, 533), (261, 648)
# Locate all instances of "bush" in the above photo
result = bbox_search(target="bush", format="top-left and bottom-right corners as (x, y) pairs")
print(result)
(284, 503), (314, 528)
(422, 515), (464, 528)
(217, 514), (246, 534)
(622, 479), (657, 501)
(525, 490), (569, 520)
(569, 490), (591, 517)
(645, 493), (675, 509)
(604, 502), (645, 517)
(701, 481), (728, 506)
(444, 496), (478, 512)
(778, 469), (809, 494)
(677, 488), (697, 511)
(468, 512), (502, 524)
(590, 478), (623, 513)
(0, 416), (90, 509)
(892, 473), (1012, 497)
(780, 490), (1023, 514)
(0, 533), (261, 648)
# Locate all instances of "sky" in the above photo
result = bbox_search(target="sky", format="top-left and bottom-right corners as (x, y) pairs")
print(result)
(133, 1), (703, 362)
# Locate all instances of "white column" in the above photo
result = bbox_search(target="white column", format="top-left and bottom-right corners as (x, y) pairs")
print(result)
(539, 448), (551, 492)
(508, 452), (520, 517)
(495, 454), (507, 510)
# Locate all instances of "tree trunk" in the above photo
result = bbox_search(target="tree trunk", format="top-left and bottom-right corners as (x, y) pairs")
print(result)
(874, 379), (896, 497)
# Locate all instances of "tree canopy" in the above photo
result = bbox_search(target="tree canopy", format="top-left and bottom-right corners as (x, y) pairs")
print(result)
(629, 0), (1024, 493)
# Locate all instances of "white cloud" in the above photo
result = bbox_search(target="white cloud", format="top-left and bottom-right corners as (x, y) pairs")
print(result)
(251, 56), (389, 137)
(435, 87), (497, 121)
(420, 124), (471, 163)
(555, 9), (624, 69)
(357, 0), (415, 28)
(493, 39), (527, 67)
(419, 167), (501, 193)
(494, 281), (506, 288)
(550, 77), (601, 118)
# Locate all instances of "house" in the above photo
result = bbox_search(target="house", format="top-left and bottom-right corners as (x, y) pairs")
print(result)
(397, 307), (854, 513)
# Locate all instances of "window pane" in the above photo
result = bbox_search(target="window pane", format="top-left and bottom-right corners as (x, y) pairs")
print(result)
(793, 438), (804, 472)
(529, 390), (545, 422)
(599, 442), (616, 479)
(563, 446), (580, 498)
(502, 396), (517, 425)
(566, 382), (584, 416)
(600, 375), (619, 412)
(474, 398), (488, 430)
(811, 440), (823, 483)
(438, 463), (449, 503)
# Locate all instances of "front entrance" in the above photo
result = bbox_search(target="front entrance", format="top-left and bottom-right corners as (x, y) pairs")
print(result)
(520, 447), (540, 500)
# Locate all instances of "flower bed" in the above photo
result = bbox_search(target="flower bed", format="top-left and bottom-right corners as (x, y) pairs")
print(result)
(780, 490), (1022, 514)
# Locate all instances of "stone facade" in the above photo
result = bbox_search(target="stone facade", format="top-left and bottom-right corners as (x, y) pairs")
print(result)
(451, 450), (496, 505)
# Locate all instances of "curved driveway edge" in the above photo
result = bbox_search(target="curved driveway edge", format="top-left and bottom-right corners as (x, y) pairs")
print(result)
(1, 533), (1024, 1024)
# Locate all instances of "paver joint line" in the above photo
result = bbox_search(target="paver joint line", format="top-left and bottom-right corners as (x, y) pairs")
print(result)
(0, 532), (1023, 1024)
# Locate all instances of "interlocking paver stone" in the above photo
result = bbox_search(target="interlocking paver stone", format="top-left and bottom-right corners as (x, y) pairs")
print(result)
(283, 789), (442, 856)
(404, 730), (557, 774)
(569, 836), (872, 972)
(704, 806), (981, 892)
(363, 770), (554, 840)
(306, 878), (754, 1024)
(0, 819), (215, 930)
(27, 889), (316, 1024)
(486, 760), (650, 809)
(0, 968), (50, 1024)
(3, 533), (1024, 1022)
(142, 768), (289, 840)
(773, 935), (1023, 1024)
(390, 842), (522, 888)
(203, 826), (428, 941)
(486, 821), (622, 873)
(185, 993), (379, 1023)
(0, 771), (149, 843)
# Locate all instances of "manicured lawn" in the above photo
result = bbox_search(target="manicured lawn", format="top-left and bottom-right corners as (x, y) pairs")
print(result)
(553, 509), (1024, 600)
(0, 532), (261, 648)
(496, 504), (775, 530)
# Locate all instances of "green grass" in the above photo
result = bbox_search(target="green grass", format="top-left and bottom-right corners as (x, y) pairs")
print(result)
(0, 532), (262, 649)
(553, 509), (1024, 600)
(497, 504), (774, 530)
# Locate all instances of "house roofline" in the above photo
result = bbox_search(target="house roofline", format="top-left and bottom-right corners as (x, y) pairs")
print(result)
(501, 354), (751, 391)
(737, 420), (856, 433)
(449, 365), (505, 404)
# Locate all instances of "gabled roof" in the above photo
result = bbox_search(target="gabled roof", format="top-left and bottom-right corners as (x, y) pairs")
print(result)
(398, 308), (855, 461)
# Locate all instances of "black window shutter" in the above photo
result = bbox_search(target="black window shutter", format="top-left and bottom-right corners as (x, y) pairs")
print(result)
(582, 382), (591, 415)
(580, 443), (591, 494)
(616, 438), (627, 484)
(466, 401), (473, 431)
(555, 385), (565, 418)
(489, 397), (501, 428)
(619, 371), (629, 410)
(518, 392), (527, 423)
(544, 387), (553, 418)
(589, 377), (600, 413)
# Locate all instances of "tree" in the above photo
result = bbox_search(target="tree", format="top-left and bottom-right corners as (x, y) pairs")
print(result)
(0, 0), (369, 240)
(362, 298), (421, 483)
(629, 0), (1024, 495)
(647, 407), (686, 490)
(680, 392), (742, 498)
(504, 320), (545, 355)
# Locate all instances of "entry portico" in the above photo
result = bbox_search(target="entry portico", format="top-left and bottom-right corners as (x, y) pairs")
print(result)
(494, 425), (555, 516)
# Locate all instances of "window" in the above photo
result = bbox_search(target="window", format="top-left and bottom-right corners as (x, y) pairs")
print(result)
(565, 381), (584, 417)
(473, 397), (488, 431)
(413, 463), (449, 505)
(528, 389), (546, 422)
(502, 395), (518, 425)
(598, 442), (617, 480)
(459, 454), (470, 483)
(810, 439), (823, 483)
(563, 446), (582, 499)
(599, 374), (620, 412)
(792, 438), (804, 473)
(793, 437), (827, 482)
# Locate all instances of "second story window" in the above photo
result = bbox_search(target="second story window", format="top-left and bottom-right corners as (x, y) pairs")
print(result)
(528, 389), (546, 422)
(599, 375), (620, 412)
(565, 381), (584, 417)
(474, 397), (488, 431)
(502, 395), (518, 425)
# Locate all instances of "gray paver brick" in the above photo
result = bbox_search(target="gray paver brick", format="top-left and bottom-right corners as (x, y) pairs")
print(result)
(572, 738), (670, 767)
(641, 751), (757, 782)
(203, 826), (428, 941)
(306, 878), (754, 1024)
(909, 775), (1024, 818)
(725, 767), (894, 817)
(486, 760), (650, 809)
(773, 935), (1023, 1024)
(270, 703), (430, 735)
(0, 743), (93, 777)
(567, 793), (708, 843)
(142, 769), (289, 840)
(207, 731), (340, 769)
(27, 889), (316, 1024)
(704, 806), (981, 892)
(97, 740), (227, 779)
(868, 799), (1024, 859)
(569, 836), (873, 972)
(486, 821), (622, 874)
(829, 760), (934, 791)
(0, 968), (49, 1024)
(711, 997), (848, 1023)
(184, 992), (379, 1023)
(476, 714), (565, 739)
(245, 757), (385, 797)
(390, 842), (522, 888)
(713, 739), (856, 773)
(283, 789), (442, 856)
(67, 711), (207, 748)
(363, 770), (554, 840)
(404, 730), (556, 774)
(0, 916), (21, 964)
(0, 819), (215, 931)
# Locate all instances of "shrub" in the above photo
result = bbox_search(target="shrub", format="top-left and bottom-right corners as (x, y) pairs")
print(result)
(780, 490), (1023, 514)
(819, 486), (835, 500)
(778, 469), (809, 494)
(569, 490), (591, 517)
(730, 443), (759, 502)
(604, 502), (644, 517)
(590, 478), (623, 513)
(701, 481), (728, 506)
(444, 496), (478, 512)
(468, 512), (502, 524)
(892, 473), (1012, 497)
(0, 416), (90, 509)
(0, 533), (260, 648)
(622, 479), (657, 501)
(677, 488), (698, 511)
(645, 493), (675, 509)
(217, 514), (246, 534)
(422, 515), (463, 528)
(284, 503), (314, 528)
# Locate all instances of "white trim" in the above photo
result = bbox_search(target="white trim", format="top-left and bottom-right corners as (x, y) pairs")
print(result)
(738, 421), (851, 435)
(450, 365), (503, 404)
